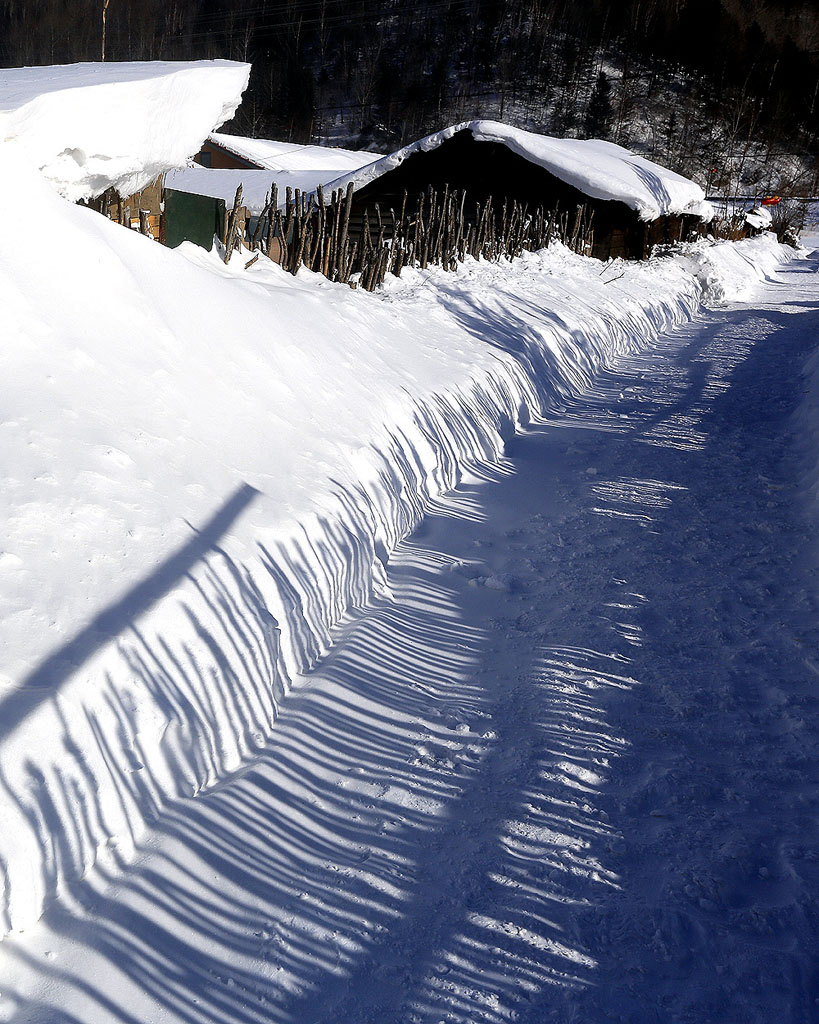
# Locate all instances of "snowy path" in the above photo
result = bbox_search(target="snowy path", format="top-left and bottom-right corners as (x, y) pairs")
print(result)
(2, 254), (819, 1023)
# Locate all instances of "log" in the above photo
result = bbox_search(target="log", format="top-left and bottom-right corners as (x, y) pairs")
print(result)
(223, 183), (244, 264)
(265, 183), (279, 257)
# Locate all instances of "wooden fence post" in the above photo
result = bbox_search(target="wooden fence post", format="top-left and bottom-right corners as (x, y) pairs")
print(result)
(223, 184), (244, 264)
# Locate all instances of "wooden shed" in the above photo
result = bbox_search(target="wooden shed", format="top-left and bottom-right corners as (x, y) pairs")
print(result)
(193, 132), (377, 178)
(85, 175), (163, 239)
(194, 136), (262, 170)
(323, 123), (712, 261)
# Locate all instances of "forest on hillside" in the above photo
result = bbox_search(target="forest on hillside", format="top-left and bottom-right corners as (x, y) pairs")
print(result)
(2, 0), (818, 195)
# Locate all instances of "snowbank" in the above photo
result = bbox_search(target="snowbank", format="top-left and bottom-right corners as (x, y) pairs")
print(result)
(0, 61), (250, 201)
(0, 137), (788, 935)
(323, 120), (713, 222)
(677, 231), (785, 304)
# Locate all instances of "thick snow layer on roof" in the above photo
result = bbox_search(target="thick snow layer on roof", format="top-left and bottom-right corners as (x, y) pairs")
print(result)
(166, 163), (369, 214)
(207, 131), (377, 174)
(745, 205), (774, 230)
(165, 168), (280, 214)
(0, 60), (250, 201)
(165, 135), (378, 213)
(324, 120), (713, 222)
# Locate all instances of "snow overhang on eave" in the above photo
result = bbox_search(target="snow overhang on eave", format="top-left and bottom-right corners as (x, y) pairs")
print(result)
(322, 120), (713, 223)
(0, 60), (251, 202)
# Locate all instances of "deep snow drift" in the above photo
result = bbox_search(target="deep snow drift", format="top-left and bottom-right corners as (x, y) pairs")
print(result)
(0, 132), (787, 937)
(0, 61), (250, 200)
(1, 235), (816, 1024)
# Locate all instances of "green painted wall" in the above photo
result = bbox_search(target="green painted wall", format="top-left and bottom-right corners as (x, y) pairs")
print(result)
(164, 189), (226, 250)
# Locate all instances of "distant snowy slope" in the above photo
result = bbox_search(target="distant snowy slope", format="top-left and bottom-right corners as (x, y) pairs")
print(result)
(0, 132), (785, 935)
(0, 60), (250, 200)
(324, 119), (713, 222)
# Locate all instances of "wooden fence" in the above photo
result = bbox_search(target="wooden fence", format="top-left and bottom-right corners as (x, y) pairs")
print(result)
(226, 183), (596, 290)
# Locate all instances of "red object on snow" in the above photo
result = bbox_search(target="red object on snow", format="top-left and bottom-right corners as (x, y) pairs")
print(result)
(760, 196), (781, 206)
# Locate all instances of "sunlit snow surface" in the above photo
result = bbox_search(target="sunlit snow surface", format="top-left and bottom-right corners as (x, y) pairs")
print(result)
(165, 133), (379, 213)
(0, 60), (250, 200)
(0, 132), (787, 943)
(1, 241), (818, 1024)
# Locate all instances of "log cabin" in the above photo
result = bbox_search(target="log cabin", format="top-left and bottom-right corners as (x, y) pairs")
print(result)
(321, 121), (713, 261)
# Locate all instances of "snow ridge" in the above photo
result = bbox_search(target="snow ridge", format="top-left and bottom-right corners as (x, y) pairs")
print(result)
(0, 152), (787, 936)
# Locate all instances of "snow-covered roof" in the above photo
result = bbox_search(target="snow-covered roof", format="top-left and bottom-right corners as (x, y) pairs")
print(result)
(164, 168), (278, 214)
(207, 131), (377, 175)
(0, 60), (251, 202)
(323, 120), (713, 223)
(166, 139), (379, 214)
(745, 205), (773, 231)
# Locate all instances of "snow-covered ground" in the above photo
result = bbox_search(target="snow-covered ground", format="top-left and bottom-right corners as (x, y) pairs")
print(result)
(0, 121), (788, 940)
(0, 237), (817, 1023)
(3, 52), (816, 1024)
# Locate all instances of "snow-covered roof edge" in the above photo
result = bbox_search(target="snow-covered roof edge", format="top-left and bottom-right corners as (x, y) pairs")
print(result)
(745, 205), (773, 230)
(322, 120), (713, 223)
(204, 132), (266, 167)
(0, 60), (251, 202)
(206, 131), (376, 171)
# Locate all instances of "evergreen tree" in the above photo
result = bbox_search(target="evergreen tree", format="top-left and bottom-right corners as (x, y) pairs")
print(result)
(584, 69), (613, 139)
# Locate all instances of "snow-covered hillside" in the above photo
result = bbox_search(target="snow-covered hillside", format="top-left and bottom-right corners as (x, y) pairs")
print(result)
(0, 119), (788, 938)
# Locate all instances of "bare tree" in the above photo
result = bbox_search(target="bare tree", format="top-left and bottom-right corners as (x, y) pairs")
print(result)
(101, 0), (111, 60)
